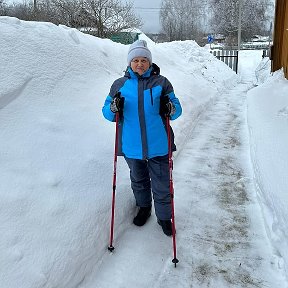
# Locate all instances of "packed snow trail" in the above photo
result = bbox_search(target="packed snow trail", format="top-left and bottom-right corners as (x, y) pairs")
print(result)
(159, 79), (283, 287)
(79, 62), (284, 288)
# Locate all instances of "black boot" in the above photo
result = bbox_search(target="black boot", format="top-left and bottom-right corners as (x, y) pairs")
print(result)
(133, 206), (151, 226)
(157, 219), (173, 236)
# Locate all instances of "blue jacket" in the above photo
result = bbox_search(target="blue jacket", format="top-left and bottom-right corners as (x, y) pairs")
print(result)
(102, 63), (182, 160)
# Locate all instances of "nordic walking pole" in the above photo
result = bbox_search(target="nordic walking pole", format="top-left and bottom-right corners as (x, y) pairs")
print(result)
(166, 115), (179, 267)
(108, 111), (119, 252)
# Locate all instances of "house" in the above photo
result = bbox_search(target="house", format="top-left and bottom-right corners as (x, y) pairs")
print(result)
(110, 28), (141, 45)
(271, 0), (288, 79)
(110, 31), (139, 44)
(251, 35), (270, 42)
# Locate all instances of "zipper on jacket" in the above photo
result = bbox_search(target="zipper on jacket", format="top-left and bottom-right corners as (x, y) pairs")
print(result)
(150, 88), (153, 105)
(138, 78), (148, 159)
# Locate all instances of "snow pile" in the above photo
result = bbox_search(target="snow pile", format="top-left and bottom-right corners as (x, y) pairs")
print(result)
(0, 16), (236, 288)
(247, 69), (288, 277)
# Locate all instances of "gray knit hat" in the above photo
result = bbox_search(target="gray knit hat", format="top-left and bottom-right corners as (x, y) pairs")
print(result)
(127, 40), (152, 65)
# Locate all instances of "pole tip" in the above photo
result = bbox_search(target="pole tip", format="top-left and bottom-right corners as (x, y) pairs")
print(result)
(172, 258), (179, 267)
(108, 245), (115, 252)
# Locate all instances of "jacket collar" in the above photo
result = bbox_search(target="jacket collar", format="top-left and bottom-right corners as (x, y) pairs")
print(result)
(124, 63), (160, 78)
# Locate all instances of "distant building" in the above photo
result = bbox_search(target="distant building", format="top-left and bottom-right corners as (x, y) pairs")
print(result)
(213, 34), (226, 43)
(110, 29), (141, 44)
(251, 35), (270, 42)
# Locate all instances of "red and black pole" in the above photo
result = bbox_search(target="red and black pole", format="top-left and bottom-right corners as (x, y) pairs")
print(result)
(108, 112), (119, 252)
(166, 116), (179, 267)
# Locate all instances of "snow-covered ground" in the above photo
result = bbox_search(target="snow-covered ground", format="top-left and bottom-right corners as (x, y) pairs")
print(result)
(0, 16), (288, 288)
(247, 68), (288, 282)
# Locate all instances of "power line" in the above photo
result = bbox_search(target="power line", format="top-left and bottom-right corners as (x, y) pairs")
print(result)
(134, 7), (162, 10)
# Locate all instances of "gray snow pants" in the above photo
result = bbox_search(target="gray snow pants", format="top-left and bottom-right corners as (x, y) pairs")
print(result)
(124, 155), (172, 221)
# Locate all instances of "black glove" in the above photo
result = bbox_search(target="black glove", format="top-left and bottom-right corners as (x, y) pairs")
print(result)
(160, 96), (176, 117)
(110, 92), (124, 113)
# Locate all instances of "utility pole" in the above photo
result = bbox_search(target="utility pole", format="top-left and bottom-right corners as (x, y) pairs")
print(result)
(237, 0), (242, 52)
(268, 21), (273, 47)
(236, 0), (243, 74)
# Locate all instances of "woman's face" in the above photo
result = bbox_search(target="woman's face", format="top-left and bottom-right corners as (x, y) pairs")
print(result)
(130, 57), (150, 76)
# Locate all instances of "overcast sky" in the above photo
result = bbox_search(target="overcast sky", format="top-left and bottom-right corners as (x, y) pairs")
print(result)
(4, 0), (163, 33)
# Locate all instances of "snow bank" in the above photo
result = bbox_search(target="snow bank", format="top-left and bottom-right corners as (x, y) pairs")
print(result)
(247, 69), (288, 277)
(0, 16), (236, 288)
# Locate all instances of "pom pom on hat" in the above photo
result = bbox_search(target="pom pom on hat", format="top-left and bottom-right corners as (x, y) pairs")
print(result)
(127, 40), (152, 65)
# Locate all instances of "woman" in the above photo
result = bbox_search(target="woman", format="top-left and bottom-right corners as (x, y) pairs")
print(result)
(102, 40), (182, 236)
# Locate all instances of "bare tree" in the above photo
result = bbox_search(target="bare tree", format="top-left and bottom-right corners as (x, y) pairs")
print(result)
(210, 0), (273, 43)
(5, 2), (35, 21)
(2, 0), (142, 39)
(1, 0), (54, 21)
(0, 0), (6, 15)
(81, 0), (142, 38)
(160, 0), (207, 42)
(49, 0), (83, 26)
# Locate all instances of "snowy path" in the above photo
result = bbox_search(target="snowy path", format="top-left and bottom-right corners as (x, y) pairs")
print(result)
(79, 73), (283, 288)
(166, 81), (283, 287)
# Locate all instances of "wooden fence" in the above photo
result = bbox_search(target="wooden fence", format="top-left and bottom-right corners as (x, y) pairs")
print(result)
(210, 50), (239, 73)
